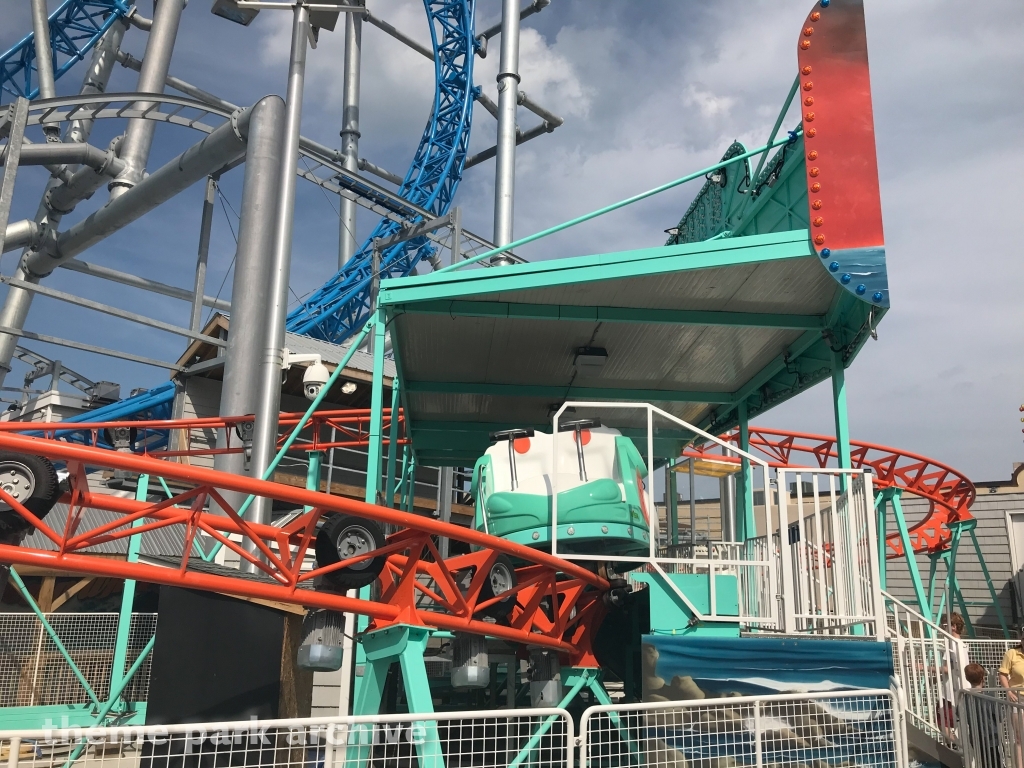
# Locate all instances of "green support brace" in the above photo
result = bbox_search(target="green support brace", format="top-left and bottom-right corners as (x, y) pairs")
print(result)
(384, 380), (401, 507)
(365, 312), (387, 505)
(404, 455), (417, 512)
(667, 463), (679, 546)
(875, 491), (888, 590)
(947, 520), (1010, 637)
(884, 487), (931, 622)
(109, 475), (149, 708)
(927, 553), (941, 619)
(830, 348), (851, 472)
(737, 402), (754, 541)
(7, 567), (101, 708)
(350, 625), (444, 768)
(305, 451), (323, 510)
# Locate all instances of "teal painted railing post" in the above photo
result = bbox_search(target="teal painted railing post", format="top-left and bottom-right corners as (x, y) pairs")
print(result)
(830, 348), (852, 473)
(927, 553), (941, 618)
(305, 450), (323, 511)
(667, 462), (679, 546)
(384, 378), (400, 508)
(404, 454), (417, 512)
(109, 474), (149, 703)
(365, 311), (387, 505)
(875, 491), (888, 590)
(737, 401), (754, 541)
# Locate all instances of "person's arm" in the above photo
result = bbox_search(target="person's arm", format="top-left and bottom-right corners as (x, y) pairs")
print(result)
(1000, 672), (1018, 702)
(999, 651), (1016, 700)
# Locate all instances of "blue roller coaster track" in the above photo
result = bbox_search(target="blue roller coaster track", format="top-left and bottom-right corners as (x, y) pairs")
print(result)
(286, 0), (476, 343)
(0, 0), (476, 422)
(0, 0), (132, 101)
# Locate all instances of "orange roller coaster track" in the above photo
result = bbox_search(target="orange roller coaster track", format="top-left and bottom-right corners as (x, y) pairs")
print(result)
(686, 427), (975, 557)
(0, 428), (609, 664)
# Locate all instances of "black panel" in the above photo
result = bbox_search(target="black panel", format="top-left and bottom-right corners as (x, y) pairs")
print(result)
(146, 587), (284, 724)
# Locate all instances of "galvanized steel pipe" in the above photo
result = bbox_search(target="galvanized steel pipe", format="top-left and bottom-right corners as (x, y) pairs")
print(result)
(493, 0), (521, 247)
(108, 0), (185, 200)
(245, 5), (309, 545)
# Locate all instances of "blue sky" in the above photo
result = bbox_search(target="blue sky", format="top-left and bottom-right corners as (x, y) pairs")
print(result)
(1, 0), (1022, 481)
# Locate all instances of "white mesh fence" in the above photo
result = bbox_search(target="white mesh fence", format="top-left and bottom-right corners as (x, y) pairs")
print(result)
(966, 641), (1017, 687)
(0, 709), (573, 768)
(579, 689), (906, 768)
(0, 613), (157, 707)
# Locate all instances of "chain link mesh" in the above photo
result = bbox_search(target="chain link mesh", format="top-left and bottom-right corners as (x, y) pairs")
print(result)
(0, 613), (156, 707)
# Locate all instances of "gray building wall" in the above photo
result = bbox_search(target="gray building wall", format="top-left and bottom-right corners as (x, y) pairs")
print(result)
(881, 490), (1024, 632)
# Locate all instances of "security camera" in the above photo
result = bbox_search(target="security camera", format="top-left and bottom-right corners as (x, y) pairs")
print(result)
(303, 361), (331, 401)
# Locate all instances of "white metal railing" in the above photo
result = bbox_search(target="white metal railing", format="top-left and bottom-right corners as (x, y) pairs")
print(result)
(959, 688), (1024, 768)
(552, 402), (782, 630)
(578, 689), (907, 768)
(778, 470), (885, 638)
(0, 613), (156, 708)
(549, 403), (881, 636)
(884, 592), (963, 746)
(0, 708), (573, 768)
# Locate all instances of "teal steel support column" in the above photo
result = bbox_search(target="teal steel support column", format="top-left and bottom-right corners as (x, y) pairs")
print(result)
(365, 311), (387, 505)
(350, 625), (443, 767)
(737, 402), (754, 541)
(667, 462), (679, 546)
(305, 451), (323, 511)
(384, 379), (400, 507)
(831, 348), (851, 471)
(109, 474), (149, 702)
(875, 492), (888, 590)
(395, 445), (409, 507)
(927, 553), (941, 618)
(958, 522), (1010, 636)
(404, 455), (417, 512)
(887, 488), (931, 621)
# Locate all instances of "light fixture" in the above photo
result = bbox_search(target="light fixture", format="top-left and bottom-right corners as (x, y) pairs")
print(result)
(664, 227), (680, 236)
(341, 381), (357, 395)
(573, 347), (607, 377)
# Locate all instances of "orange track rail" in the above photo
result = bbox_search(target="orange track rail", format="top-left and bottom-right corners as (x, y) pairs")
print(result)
(686, 427), (975, 557)
(0, 426), (608, 663)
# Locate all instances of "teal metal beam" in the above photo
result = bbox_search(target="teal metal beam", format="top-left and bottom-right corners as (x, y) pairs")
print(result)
(959, 521), (1010, 637)
(392, 299), (824, 331)
(8, 567), (101, 707)
(875, 491), (888, 590)
(381, 230), (814, 305)
(403, 380), (734, 404)
(831, 348), (851, 470)
(737, 401), (754, 541)
(384, 380), (401, 507)
(305, 450), (323, 512)
(667, 464), (679, 546)
(109, 474), (148, 702)
(730, 329), (824, 406)
(886, 488), (931, 621)
(365, 312), (387, 505)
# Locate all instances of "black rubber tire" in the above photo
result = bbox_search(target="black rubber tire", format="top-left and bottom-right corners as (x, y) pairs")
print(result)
(0, 451), (60, 536)
(477, 554), (518, 619)
(315, 514), (386, 590)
